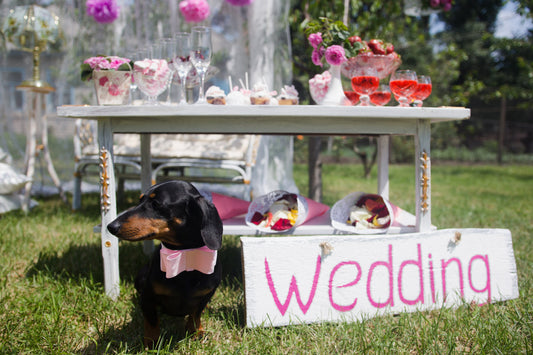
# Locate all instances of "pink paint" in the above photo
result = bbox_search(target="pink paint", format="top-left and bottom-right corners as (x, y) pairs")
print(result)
(442, 257), (464, 300)
(398, 244), (424, 305)
(329, 261), (362, 312)
(261, 243), (493, 317)
(468, 255), (491, 305)
(264, 255), (322, 316)
(428, 253), (437, 304)
(367, 244), (394, 308)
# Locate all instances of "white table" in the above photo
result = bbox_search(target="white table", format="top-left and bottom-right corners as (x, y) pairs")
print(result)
(57, 105), (470, 298)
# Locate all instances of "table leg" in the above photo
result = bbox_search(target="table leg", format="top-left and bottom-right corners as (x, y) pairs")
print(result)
(377, 135), (390, 200)
(98, 119), (120, 299)
(415, 120), (431, 232)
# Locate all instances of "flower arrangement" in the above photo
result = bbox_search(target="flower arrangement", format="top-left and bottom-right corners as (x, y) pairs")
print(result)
(86, 0), (120, 24)
(305, 17), (398, 68)
(80, 55), (133, 82)
(179, 0), (210, 23)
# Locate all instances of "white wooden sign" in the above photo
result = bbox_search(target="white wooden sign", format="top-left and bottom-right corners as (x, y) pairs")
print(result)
(241, 228), (518, 327)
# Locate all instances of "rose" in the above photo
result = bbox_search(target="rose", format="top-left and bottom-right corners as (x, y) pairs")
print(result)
(179, 0), (210, 23)
(311, 47), (325, 67)
(324, 45), (347, 66)
(308, 32), (323, 49)
(86, 0), (119, 24)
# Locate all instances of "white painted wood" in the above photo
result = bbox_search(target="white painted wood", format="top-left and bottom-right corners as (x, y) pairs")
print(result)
(415, 120), (432, 232)
(98, 119), (120, 299)
(377, 136), (389, 200)
(241, 229), (518, 328)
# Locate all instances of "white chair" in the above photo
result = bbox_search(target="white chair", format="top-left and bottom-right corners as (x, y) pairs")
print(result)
(72, 119), (261, 209)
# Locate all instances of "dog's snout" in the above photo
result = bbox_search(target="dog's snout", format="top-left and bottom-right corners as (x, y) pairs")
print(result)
(107, 220), (121, 235)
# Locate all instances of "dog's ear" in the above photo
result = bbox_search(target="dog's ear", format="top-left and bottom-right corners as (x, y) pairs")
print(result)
(195, 196), (223, 250)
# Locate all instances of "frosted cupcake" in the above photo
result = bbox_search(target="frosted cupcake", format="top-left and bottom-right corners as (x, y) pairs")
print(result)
(206, 86), (226, 105)
(277, 85), (299, 105)
(250, 83), (272, 105)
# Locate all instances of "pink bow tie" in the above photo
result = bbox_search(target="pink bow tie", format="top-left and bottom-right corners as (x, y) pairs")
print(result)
(160, 244), (217, 278)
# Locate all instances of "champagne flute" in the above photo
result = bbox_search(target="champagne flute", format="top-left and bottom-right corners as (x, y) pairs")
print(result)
(390, 69), (418, 107)
(190, 26), (212, 104)
(173, 32), (191, 105)
(159, 37), (177, 104)
(411, 75), (432, 107)
(350, 66), (379, 106)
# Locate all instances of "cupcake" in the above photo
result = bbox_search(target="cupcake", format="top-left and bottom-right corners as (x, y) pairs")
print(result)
(205, 86), (226, 105)
(250, 83), (272, 105)
(277, 85), (299, 105)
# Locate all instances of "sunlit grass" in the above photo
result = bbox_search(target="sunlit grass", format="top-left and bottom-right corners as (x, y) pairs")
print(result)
(0, 164), (531, 353)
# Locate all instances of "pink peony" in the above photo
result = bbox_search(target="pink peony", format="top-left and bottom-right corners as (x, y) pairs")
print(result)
(308, 32), (323, 49)
(86, 0), (119, 24)
(324, 45), (347, 66)
(226, 0), (253, 5)
(179, 0), (210, 23)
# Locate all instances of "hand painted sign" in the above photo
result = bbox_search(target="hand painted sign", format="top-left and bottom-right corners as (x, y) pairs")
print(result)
(241, 229), (518, 327)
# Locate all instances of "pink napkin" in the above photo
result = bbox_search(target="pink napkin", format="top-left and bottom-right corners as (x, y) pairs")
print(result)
(210, 192), (250, 220)
(302, 197), (330, 223)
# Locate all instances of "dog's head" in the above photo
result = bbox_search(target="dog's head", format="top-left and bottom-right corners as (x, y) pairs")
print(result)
(107, 181), (222, 250)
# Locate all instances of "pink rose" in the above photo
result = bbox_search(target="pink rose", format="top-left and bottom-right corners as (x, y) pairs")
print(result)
(324, 45), (347, 66)
(179, 0), (210, 23)
(308, 33), (323, 49)
(311, 48), (325, 67)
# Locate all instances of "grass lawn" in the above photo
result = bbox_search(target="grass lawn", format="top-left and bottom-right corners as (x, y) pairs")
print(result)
(1, 163), (532, 354)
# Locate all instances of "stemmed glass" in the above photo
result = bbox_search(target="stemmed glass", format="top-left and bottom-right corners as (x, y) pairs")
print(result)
(370, 84), (392, 106)
(133, 45), (172, 105)
(390, 69), (418, 107)
(350, 66), (379, 106)
(173, 32), (192, 105)
(159, 37), (177, 104)
(190, 26), (212, 104)
(410, 75), (432, 107)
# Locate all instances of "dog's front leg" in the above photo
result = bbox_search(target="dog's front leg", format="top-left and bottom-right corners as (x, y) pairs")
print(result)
(186, 310), (204, 338)
(143, 317), (160, 349)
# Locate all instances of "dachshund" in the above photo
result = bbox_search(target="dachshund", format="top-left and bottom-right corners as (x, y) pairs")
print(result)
(107, 180), (223, 348)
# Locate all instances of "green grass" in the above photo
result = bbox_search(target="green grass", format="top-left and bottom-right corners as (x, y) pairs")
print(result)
(1, 164), (532, 354)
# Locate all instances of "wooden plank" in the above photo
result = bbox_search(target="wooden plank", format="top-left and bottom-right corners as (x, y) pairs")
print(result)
(241, 229), (518, 327)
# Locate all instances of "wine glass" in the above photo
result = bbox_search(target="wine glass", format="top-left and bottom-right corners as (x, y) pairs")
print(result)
(190, 26), (212, 104)
(370, 84), (392, 106)
(350, 66), (379, 106)
(159, 37), (177, 104)
(411, 75), (432, 107)
(173, 32), (192, 105)
(390, 69), (418, 107)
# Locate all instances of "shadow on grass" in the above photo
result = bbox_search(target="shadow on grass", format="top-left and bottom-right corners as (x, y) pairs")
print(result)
(26, 233), (245, 353)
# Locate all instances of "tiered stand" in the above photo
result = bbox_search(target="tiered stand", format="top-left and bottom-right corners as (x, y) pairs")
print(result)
(57, 105), (518, 326)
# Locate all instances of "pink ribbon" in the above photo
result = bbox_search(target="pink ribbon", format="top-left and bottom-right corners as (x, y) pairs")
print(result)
(160, 244), (217, 278)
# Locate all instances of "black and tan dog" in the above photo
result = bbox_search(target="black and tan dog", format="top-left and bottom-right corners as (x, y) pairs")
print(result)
(107, 180), (223, 347)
